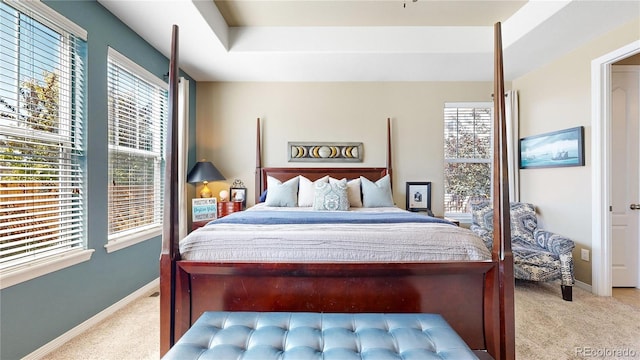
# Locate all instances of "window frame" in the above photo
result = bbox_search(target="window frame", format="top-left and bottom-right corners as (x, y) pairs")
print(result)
(443, 101), (493, 223)
(105, 47), (167, 253)
(0, 0), (93, 289)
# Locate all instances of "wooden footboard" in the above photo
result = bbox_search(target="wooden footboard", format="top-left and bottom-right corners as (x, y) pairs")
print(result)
(171, 261), (500, 356)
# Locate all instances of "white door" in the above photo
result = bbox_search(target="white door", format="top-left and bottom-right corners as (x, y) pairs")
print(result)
(611, 65), (640, 287)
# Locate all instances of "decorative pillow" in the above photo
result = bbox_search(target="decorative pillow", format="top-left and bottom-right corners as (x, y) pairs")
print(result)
(298, 175), (329, 207)
(360, 175), (394, 208)
(313, 179), (349, 211)
(330, 177), (362, 207)
(259, 190), (268, 203)
(265, 176), (299, 207)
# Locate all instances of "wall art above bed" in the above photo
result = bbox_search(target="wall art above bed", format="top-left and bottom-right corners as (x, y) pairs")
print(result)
(287, 142), (363, 162)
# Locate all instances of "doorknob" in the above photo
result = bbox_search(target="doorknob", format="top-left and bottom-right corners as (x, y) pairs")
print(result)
(631, 204), (640, 210)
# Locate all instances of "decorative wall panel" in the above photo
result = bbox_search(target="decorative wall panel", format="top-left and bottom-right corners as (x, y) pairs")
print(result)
(287, 142), (363, 162)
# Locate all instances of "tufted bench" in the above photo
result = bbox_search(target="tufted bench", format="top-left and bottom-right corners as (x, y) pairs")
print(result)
(163, 312), (484, 360)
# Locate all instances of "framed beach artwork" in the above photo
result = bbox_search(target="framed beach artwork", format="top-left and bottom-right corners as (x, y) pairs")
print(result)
(519, 126), (585, 169)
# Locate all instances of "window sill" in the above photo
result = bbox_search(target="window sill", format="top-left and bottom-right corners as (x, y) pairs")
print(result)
(105, 226), (161, 253)
(0, 249), (95, 290)
(444, 213), (472, 224)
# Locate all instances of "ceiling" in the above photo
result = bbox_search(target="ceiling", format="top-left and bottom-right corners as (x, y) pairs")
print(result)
(98, 0), (639, 82)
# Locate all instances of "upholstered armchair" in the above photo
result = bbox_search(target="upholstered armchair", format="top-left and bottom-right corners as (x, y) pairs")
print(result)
(470, 201), (575, 301)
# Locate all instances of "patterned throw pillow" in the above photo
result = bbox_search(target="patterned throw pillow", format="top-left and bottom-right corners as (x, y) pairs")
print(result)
(313, 179), (349, 211)
(265, 176), (299, 207)
(330, 177), (362, 207)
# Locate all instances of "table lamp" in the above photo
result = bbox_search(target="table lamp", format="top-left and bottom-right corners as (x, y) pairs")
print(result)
(187, 160), (225, 198)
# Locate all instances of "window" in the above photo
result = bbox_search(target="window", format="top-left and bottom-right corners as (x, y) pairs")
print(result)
(106, 48), (167, 252)
(0, 1), (88, 275)
(444, 102), (493, 221)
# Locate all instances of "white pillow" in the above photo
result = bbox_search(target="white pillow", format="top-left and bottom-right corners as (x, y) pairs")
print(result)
(265, 175), (299, 207)
(313, 179), (349, 211)
(360, 174), (394, 207)
(298, 175), (329, 207)
(330, 177), (362, 207)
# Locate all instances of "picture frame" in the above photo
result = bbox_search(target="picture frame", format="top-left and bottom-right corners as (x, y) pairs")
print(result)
(519, 126), (585, 169)
(287, 142), (363, 162)
(406, 181), (432, 213)
(230, 187), (247, 208)
(192, 197), (217, 222)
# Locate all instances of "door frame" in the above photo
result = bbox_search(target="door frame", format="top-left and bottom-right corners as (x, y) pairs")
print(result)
(591, 40), (640, 296)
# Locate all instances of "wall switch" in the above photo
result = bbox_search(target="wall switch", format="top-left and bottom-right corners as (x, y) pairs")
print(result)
(581, 249), (590, 261)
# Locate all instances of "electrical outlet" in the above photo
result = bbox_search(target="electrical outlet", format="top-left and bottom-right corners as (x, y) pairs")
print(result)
(581, 249), (590, 261)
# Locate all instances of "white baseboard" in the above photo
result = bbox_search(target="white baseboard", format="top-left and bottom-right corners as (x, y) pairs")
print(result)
(575, 279), (593, 293)
(24, 278), (159, 360)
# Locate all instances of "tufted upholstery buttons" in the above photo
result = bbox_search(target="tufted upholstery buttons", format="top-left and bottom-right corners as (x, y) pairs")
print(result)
(163, 312), (480, 360)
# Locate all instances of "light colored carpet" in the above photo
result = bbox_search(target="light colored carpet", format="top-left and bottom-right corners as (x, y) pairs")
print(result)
(515, 281), (640, 359)
(41, 281), (640, 360)
(41, 291), (160, 360)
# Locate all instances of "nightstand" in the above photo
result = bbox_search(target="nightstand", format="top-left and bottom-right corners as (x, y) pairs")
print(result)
(192, 220), (210, 231)
(218, 201), (242, 218)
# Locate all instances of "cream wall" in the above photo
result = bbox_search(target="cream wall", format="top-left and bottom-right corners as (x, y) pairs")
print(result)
(512, 18), (640, 285)
(195, 82), (497, 216)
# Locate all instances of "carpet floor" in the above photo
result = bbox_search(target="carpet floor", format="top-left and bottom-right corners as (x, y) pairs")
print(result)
(41, 281), (640, 360)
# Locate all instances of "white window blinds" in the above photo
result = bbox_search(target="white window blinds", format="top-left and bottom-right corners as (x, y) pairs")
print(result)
(107, 48), (167, 240)
(0, 1), (86, 269)
(443, 102), (493, 215)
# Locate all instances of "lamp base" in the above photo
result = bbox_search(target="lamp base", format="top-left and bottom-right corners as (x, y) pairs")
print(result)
(200, 183), (212, 198)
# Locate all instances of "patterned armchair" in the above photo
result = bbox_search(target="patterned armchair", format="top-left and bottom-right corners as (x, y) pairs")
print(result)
(470, 201), (575, 301)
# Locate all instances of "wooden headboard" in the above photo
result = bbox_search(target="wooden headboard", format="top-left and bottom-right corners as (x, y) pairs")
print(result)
(255, 118), (393, 201)
(261, 167), (388, 195)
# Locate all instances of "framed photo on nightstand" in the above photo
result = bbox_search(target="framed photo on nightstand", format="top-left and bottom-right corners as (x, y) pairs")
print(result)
(406, 181), (432, 213)
(230, 187), (246, 208)
(230, 179), (247, 209)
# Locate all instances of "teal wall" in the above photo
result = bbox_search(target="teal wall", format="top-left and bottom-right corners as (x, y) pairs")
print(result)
(0, 1), (196, 359)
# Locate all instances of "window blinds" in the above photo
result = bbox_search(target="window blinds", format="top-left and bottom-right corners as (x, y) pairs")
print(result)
(0, 1), (86, 269)
(444, 103), (493, 161)
(107, 48), (167, 239)
(443, 102), (492, 214)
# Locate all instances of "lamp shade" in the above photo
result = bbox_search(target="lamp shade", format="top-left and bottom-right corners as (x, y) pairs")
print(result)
(186, 161), (225, 184)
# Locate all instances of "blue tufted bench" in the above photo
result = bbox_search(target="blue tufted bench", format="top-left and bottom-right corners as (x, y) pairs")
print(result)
(163, 311), (483, 360)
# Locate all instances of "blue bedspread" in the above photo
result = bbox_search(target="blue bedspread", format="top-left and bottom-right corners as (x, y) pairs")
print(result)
(209, 210), (453, 226)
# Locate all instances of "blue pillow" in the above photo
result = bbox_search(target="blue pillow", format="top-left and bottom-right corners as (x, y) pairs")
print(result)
(360, 174), (394, 207)
(259, 190), (268, 203)
(265, 176), (299, 207)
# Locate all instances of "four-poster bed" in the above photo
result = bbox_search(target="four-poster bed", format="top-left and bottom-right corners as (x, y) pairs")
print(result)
(160, 23), (515, 359)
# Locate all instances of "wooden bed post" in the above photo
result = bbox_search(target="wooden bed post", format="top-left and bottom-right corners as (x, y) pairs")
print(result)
(255, 118), (262, 203)
(160, 24), (180, 356)
(386, 117), (392, 187)
(492, 22), (516, 360)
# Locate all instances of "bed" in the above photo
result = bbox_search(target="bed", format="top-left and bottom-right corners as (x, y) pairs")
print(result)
(160, 23), (515, 360)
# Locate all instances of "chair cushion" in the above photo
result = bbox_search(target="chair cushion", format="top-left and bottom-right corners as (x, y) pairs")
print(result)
(512, 242), (562, 282)
(163, 312), (481, 360)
